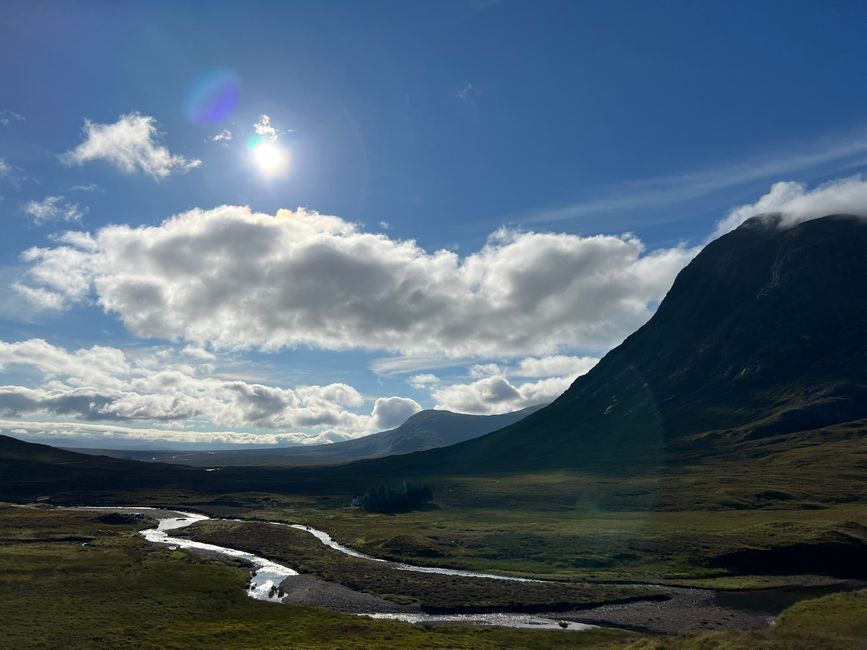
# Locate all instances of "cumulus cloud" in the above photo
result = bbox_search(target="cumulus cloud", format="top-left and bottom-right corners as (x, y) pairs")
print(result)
(0, 338), (418, 443)
(514, 355), (598, 378)
(21, 195), (86, 224)
(430, 354), (597, 415)
(254, 114), (279, 140)
(433, 374), (573, 415)
(61, 113), (201, 179)
(713, 175), (867, 239)
(371, 396), (422, 429)
(15, 205), (695, 358)
(0, 159), (10, 176)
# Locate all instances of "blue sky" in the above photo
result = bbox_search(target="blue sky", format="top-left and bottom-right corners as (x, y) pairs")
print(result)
(2, 0), (867, 448)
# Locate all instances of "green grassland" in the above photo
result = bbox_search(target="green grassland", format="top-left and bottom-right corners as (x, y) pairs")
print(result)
(0, 505), (631, 649)
(169, 430), (867, 588)
(3, 505), (867, 648)
(179, 519), (663, 611)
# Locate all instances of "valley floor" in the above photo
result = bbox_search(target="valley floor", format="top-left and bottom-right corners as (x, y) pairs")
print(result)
(2, 503), (867, 648)
(3, 429), (867, 647)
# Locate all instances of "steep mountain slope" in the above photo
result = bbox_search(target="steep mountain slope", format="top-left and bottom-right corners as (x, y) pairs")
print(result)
(67, 406), (543, 467)
(374, 214), (867, 473)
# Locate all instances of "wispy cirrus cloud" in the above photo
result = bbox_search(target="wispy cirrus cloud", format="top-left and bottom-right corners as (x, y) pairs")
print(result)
(514, 126), (867, 228)
(61, 112), (201, 179)
(0, 110), (25, 126)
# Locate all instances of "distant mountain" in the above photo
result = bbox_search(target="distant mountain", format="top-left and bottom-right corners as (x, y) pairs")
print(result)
(66, 406), (544, 467)
(372, 214), (867, 473)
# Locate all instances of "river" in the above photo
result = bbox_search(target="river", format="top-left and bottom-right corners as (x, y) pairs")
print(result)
(89, 506), (595, 632)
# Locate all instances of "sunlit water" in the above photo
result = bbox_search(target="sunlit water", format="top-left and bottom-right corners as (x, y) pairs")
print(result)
(77, 507), (595, 631)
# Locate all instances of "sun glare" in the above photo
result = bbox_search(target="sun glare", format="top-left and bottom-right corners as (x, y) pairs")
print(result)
(251, 140), (287, 176)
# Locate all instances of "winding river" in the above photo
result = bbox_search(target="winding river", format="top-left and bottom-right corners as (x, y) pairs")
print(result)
(89, 507), (595, 632)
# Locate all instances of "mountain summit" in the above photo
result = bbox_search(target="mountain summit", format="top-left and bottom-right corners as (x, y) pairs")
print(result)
(393, 214), (867, 473)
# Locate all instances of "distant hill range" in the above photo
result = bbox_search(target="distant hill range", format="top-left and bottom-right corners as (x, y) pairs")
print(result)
(64, 406), (544, 467)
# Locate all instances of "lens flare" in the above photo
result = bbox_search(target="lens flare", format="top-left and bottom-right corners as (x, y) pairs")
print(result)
(185, 68), (240, 123)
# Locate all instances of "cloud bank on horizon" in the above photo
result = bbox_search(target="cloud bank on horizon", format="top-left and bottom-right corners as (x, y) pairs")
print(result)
(0, 337), (421, 446)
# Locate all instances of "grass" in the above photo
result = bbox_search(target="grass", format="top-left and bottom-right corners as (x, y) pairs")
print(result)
(194, 443), (867, 586)
(0, 505), (633, 649)
(3, 504), (867, 648)
(179, 519), (662, 611)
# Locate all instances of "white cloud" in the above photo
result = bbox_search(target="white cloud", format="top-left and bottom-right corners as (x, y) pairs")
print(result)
(370, 396), (422, 429)
(514, 355), (598, 378)
(0, 338), (419, 443)
(21, 195), (86, 224)
(712, 175), (867, 239)
(254, 114), (278, 140)
(433, 374), (571, 415)
(210, 129), (232, 145)
(0, 158), (24, 186)
(409, 373), (439, 389)
(429, 354), (596, 415)
(68, 183), (100, 192)
(0, 110), (25, 126)
(0, 418), (344, 447)
(181, 344), (215, 360)
(61, 113), (201, 179)
(469, 363), (503, 379)
(15, 205), (696, 358)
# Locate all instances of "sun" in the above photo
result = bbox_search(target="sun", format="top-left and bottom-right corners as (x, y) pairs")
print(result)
(251, 140), (287, 176)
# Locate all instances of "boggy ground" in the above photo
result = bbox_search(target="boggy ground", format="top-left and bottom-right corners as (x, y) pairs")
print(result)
(0, 505), (629, 649)
(179, 519), (664, 612)
(3, 504), (867, 648)
(187, 430), (867, 590)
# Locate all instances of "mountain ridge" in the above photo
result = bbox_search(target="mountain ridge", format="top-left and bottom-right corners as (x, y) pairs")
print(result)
(64, 405), (544, 467)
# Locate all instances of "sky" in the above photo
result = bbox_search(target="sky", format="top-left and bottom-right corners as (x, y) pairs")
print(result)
(2, 0), (867, 448)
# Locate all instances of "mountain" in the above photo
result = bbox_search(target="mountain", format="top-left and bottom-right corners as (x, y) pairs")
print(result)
(371, 214), (867, 474)
(66, 406), (543, 467)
